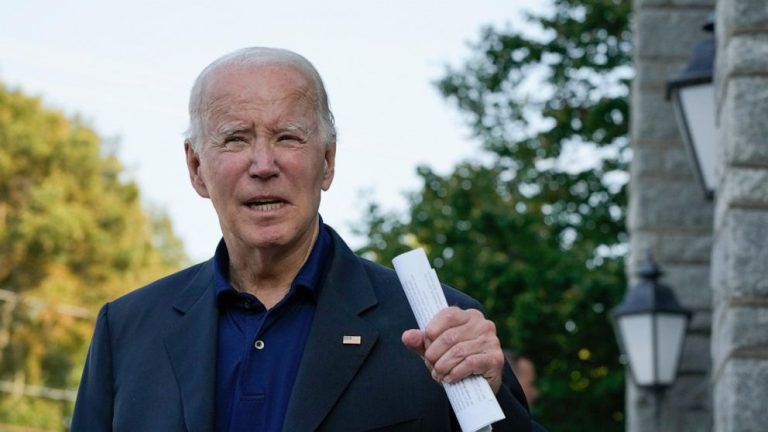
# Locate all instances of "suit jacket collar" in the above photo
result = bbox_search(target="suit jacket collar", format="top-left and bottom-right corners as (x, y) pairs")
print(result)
(282, 228), (380, 431)
(164, 260), (218, 432)
(161, 228), (381, 432)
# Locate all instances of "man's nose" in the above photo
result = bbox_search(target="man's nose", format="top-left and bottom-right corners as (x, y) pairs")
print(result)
(247, 142), (280, 179)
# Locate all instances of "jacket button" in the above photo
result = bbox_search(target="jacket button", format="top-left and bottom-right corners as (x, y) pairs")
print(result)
(254, 340), (265, 350)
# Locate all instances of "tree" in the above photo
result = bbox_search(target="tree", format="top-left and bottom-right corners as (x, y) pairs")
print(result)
(356, 0), (631, 430)
(0, 83), (186, 428)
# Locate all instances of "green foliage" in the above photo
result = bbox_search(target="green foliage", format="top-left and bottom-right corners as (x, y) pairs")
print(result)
(0, 395), (67, 429)
(0, 83), (186, 428)
(357, 1), (631, 430)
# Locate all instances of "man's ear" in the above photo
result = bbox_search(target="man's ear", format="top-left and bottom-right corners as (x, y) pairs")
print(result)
(185, 141), (210, 198)
(321, 141), (336, 192)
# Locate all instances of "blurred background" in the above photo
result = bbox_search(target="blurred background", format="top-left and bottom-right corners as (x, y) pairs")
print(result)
(1, 0), (634, 430)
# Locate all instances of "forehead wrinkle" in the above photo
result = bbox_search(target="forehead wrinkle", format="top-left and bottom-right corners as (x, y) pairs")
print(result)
(201, 67), (318, 110)
(264, 85), (319, 124)
(214, 121), (252, 137)
(205, 86), (315, 117)
(280, 122), (312, 134)
(200, 73), (321, 139)
(271, 87), (320, 134)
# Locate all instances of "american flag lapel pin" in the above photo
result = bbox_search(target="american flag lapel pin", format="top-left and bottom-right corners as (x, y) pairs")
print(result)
(342, 335), (362, 345)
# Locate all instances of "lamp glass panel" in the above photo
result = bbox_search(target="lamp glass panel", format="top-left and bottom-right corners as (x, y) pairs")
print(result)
(678, 84), (718, 192)
(655, 313), (687, 385)
(618, 315), (654, 385)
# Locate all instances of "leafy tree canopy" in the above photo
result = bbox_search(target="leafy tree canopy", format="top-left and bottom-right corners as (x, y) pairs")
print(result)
(0, 83), (186, 427)
(357, 1), (632, 430)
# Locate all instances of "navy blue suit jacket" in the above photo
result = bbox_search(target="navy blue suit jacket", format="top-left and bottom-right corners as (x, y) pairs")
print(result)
(72, 228), (536, 431)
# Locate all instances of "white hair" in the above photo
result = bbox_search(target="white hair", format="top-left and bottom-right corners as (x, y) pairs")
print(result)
(184, 47), (336, 151)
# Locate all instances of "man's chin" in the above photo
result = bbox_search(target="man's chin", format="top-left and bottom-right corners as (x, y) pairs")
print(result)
(245, 233), (292, 250)
(240, 227), (308, 251)
(223, 216), (318, 253)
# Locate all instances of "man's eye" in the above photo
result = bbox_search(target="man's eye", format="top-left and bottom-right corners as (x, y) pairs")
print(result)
(278, 135), (304, 143)
(224, 136), (246, 143)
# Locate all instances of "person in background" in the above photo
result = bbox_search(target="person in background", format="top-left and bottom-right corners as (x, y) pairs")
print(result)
(504, 349), (540, 408)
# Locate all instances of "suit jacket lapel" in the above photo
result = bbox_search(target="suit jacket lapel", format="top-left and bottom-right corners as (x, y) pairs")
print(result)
(163, 260), (218, 432)
(283, 232), (380, 431)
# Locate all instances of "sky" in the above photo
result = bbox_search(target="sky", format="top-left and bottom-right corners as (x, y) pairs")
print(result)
(1, 0), (545, 262)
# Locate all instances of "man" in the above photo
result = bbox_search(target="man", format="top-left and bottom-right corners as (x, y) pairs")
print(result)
(72, 47), (538, 431)
(504, 350), (540, 408)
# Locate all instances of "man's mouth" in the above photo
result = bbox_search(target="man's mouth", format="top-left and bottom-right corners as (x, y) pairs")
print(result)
(245, 199), (286, 211)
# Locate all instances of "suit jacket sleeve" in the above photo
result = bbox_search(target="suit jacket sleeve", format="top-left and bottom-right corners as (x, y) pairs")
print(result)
(71, 304), (114, 431)
(442, 289), (538, 431)
(489, 362), (537, 431)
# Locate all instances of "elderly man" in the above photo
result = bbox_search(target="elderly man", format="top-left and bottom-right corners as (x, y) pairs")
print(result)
(72, 47), (538, 431)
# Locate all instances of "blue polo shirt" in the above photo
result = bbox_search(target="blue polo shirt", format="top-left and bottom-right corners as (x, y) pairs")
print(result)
(213, 221), (332, 432)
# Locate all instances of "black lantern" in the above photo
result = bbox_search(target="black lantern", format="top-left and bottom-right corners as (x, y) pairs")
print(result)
(666, 14), (717, 199)
(612, 255), (691, 391)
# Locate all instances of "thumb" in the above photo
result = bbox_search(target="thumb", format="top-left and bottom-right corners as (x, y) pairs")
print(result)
(401, 329), (426, 357)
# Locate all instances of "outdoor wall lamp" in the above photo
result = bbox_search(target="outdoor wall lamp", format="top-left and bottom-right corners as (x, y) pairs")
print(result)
(612, 255), (691, 425)
(666, 14), (717, 199)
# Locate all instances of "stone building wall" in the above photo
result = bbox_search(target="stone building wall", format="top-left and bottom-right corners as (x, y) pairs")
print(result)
(711, 0), (768, 430)
(628, 0), (715, 430)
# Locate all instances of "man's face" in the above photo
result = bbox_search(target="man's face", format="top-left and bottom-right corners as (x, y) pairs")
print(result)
(185, 63), (335, 252)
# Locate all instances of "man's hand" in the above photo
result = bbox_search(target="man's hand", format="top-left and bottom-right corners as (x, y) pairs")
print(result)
(401, 307), (505, 393)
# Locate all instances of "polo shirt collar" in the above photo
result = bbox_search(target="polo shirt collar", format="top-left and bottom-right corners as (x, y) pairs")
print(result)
(213, 217), (332, 305)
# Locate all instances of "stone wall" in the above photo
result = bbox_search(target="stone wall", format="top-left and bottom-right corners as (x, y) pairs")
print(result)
(711, 0), (768, 430)
(628, 0), (715, 430)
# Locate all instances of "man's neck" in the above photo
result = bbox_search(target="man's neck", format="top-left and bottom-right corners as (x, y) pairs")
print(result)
(226, 221), (320, 309)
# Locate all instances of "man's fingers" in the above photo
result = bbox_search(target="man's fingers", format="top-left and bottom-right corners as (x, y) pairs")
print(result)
(423, 311), (495, 365)
(429, 333), (501, 382)
(423, 307), (477, 341)
(414, 307), (505, 393)
(403, 307), (505, 393)
(438, 351), (505, 390)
